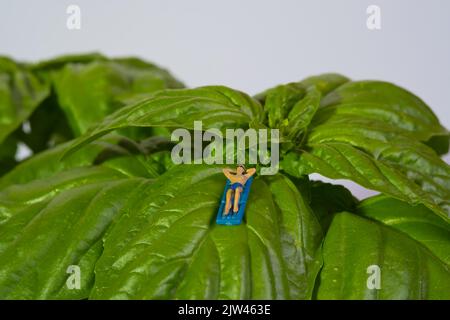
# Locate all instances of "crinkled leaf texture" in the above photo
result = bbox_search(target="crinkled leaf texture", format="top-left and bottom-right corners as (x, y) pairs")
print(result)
(282, 80), (450, 222)
(52, 58), (184, 136)
(0, 70), (449, 300)
(0, 164), (323, 299)
(0, 57), (50, 144)
(255, 73), (348, 141)
(316, 212), (450, 299)
(0, 53), (184, 179)
(357, 195), (450, 266)
(0, 137), (118, 189)
(65, 85), (264, 157)
(0, 134), (171, 190)
(0, 167), (144, 299)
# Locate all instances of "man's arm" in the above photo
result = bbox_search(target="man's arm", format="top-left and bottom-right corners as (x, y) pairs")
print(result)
(244, 168), (256, 178)
(222, 168), (235, 180)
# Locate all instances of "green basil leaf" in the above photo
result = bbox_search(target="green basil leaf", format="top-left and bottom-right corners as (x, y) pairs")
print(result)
(316, 81), (449, 148)
(0, 169), (144, 299)
(284, 80), (450, 221)
(17, 91), (74, 154)
(255, 73), (349, 130)
(0, 136), (124, 189)
(29, 52), (107, 76)
(357, 195), (450, 265)
(308, 180), (358, 231)
(282, 142), (449, 221)
(255, 73), (348, 103)
(0, 163), (323, 299)
(260, 83), (305, 128)
(264, 174), (323, 299)
(5, 54), (106, 156)
(0, 133), (173, 190)
(299, 73), (349, 96)
(425, 134), (450, 155)
(305, 131), (450, 218)
(100, 151), (172, 179)
(316, 212), (450, 299)
(112, 57), (184, 91)
(90, 165), (322, 299)
(285, 86), (321, 140)
(65, 86), (264, 157)
(52, 59), (184, 136)
(0, 57), (49, 144)
(0, 166), (126, 224)
(0, 134), (18, 177)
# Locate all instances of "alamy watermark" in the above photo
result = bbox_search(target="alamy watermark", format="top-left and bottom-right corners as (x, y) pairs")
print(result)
(66, 265), (81, 290)
(366, 5), (381, 30)
(366, 264), (381, 290)
(171, 121), (279, 175)
(66, 5), (81, 30)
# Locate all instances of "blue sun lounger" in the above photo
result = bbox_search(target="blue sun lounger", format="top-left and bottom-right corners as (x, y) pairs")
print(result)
(216, 176), (254, 225)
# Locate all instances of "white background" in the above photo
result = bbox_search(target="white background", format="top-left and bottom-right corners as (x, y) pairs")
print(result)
(1, 0), (449, 198)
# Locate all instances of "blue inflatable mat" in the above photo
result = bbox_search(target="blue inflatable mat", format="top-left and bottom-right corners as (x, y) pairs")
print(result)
(216, 176), (254, 225)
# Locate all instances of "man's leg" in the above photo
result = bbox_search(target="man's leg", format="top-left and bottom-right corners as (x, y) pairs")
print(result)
(224, 189), (233, 215)
(233, 187), (242, 213)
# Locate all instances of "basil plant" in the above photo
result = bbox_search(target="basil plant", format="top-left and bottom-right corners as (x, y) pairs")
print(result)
(0, 53), (449, 299)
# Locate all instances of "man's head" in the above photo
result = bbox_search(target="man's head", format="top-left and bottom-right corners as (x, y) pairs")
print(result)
(236, 164), (246, 174)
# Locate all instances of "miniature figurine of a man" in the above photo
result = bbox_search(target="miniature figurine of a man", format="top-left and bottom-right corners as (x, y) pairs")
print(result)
(222, 165), (256, 215)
